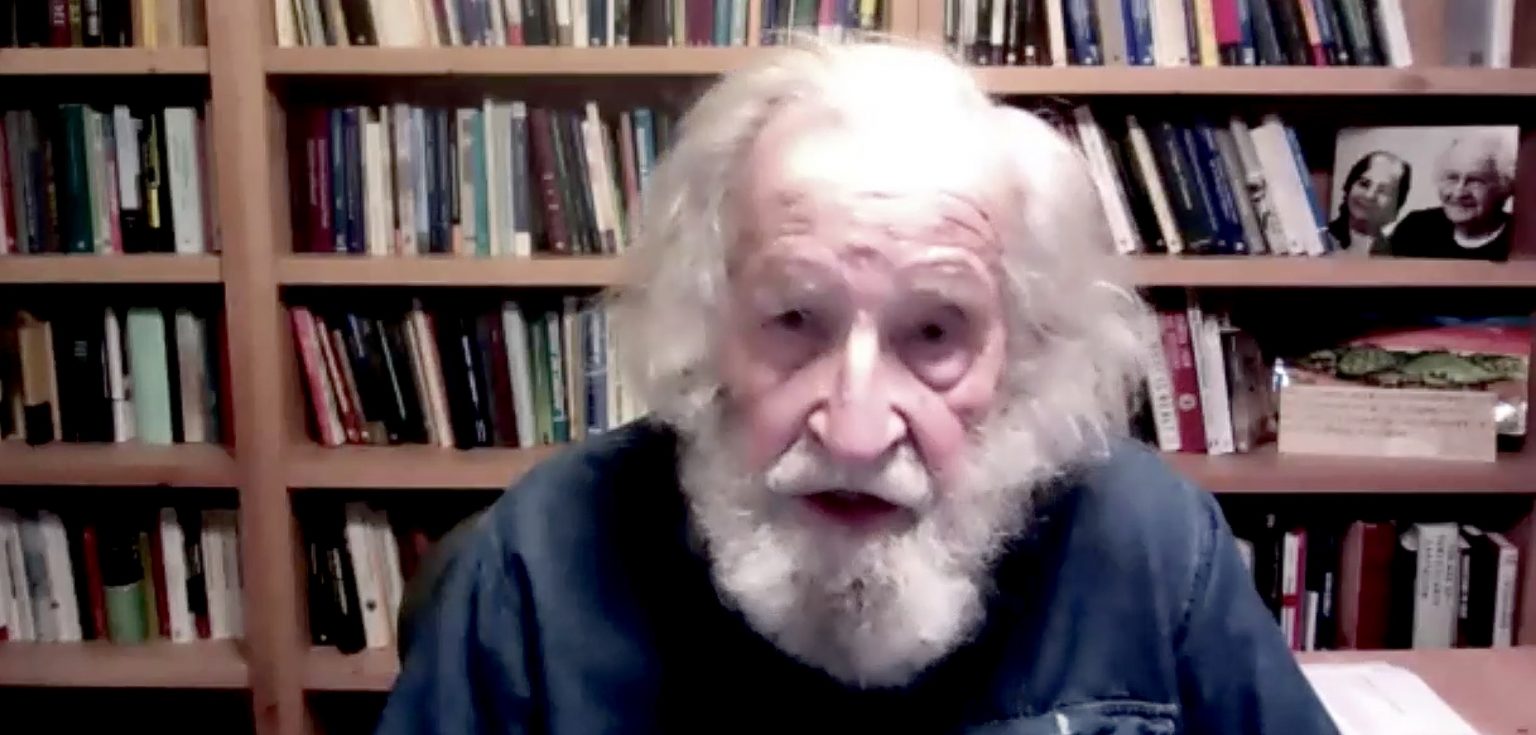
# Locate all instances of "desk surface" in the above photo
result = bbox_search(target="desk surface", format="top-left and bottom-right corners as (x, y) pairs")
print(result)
(1300, 647), (1536, 735)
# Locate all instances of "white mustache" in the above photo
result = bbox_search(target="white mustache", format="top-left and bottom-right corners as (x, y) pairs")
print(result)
(762, 437), (936, 511)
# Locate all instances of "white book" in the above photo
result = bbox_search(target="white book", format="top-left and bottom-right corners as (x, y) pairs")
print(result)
(553, 0), (571, 45)
(1227, 118), (1289, 256)
(457, 109), (477, 255)
(1374, 0), (1413, 67)
(408, 305), (455, 448)
(511, 102), (533, 257)
(275, 0), (298, 46)
(368, 507), (404, 636)
(175, 310), (211, 443)
(1071, 107), (1142, 254)
(300, 0), (325, 45)
(1250, 118), (1316, 256)
(1235, 538), (1254, 572)
(1126, 116), (1185, 254)
(482, 101), (504, 256)
(572, 0), (587, 46)
(1303, 591), (1319, 652)
(18, 515), (58, 642)
(418, 0), (441, 46)
(82, 110), (111, 253)
(729, 0), (744, 46)
(400, 307), (440, 446)
(219, 511), (243, 638)
(158, 508), (196, 643)
(1411, 523), (1460, 649)
(112, 107), (142, 214)
(1489, 0), (1514, 68)
(583, 103), (620, 254)
(377, 106), (398, 254)
(200, 510), (230, 639)
(36, 511), (81, 642)
(164, 108), (207, 254)
(502, 303), (537, 448)
(1045, 0), (1068, 66)
(604, 307), (621, 429)
(391, 104), (418, 256)
(487, 0), (508, 45)
(344, 502), (391, 648)
(360, 110), (386, 256)
(104, 308), (134, 442)
(0, 510), (34, 641)
(1151, 0), (1190, 66)
(442, 0), (463, 45)
(1280, 531), (1298, 646)
(1183, 300), (1234, 454)
(1488, 532), (1519, 647)
(991, 0), (1006, 57)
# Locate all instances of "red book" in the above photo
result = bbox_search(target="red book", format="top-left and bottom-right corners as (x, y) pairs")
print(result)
(1157, 310), (1207, 453)
(48, 0), (70, 46)
(686, 0), (712, 45)
(1211, 0), (1242, 58)
(306, 109), (334, 254)
(104, 114), (125, 253)
(616, 113), (640, 231)
(1336, 521), (1397, 650)
(79, 522), (110, 640)
(1294, 0), (1328, 65)
(526, 108), (571, 254)
(291, 307), (344, 446)
(147, 516), (172, 638)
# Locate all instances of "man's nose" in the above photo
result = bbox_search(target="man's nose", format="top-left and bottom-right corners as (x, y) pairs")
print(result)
(807, 317), (907, 466)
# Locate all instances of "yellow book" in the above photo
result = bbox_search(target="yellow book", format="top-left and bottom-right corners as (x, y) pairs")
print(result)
(137, 0), (157, 48)
(859, 0), (879, 30)
(1194, 0), (1219, 66)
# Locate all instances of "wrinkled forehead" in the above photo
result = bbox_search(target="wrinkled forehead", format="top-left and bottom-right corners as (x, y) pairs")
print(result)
(732, 102), (1010, 265)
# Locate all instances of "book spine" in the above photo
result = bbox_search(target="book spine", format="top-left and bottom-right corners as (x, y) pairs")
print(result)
(1157, 309), (1206, 452)
(1490, 533), (1518, 647)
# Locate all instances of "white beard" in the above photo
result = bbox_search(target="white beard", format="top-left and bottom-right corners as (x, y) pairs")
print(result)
(677, 402), (1076, 689)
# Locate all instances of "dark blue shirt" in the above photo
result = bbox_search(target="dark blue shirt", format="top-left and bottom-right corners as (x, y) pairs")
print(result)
(376, 420), (1338, 734)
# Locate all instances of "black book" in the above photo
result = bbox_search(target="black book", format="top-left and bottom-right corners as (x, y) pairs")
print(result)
(434, 109), (454, 254)
(1268, 0), (1311, 65)
(0, 316), (21, 439)
(82, 0), (101, 46)
(1148, 121), (1216, 253)
(305, 532), (336, 647)
(445, 109), (460, 252)
(14, 0), (44, 46)
(50, 309), (112, 442)
(473, 311), (506, 446)
(525, 0), (552, 45)
(1319, 0), (1350, 65)
(1386, 527), (1419, 649)
(1459, 527), (1499, 647)
(338, 0), (377, 44)
(343, 108), (365, 254)
(1247, 0), (1285, 64)
(163, 308), (185, 443)
(975, 0), (993, 64)
(461, 315), (495, 446)
(100, 0), (129, 46)
(64, 513), (100, 639)
(319, 510), (365, 653)
(433, 313), (482, 449)
(0, 0), (14, 46)
(341, 314), (391, 444)
(559, 112), (599, 255)
(328, 109), (349, 253)
(1305, 524), (1340, 649)
(139, 109), (174, 253)
(39, 106), (63, 253)
(1105, 126), (1165, 253)
(379, 317), (428, 444)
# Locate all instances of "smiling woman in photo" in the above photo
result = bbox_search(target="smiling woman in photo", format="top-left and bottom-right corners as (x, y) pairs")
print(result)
(1327, 151), (1412, 257)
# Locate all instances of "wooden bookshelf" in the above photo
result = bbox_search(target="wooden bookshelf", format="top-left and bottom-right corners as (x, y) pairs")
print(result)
(272, 254), (1536, 289)
(0, 640), (249, 688)
(976, 66), (1536, 96)
(0, 47), (211, 75)
(266, 45), (763, 76)
(1128, 256), (1536, 288)
(305, 647), (399, 692)
(1169, 448), (1536, 494)
(0, 254), (223, 284)
(0, 442), (237, 487)
(286, 444), (560, 489)
(276, 254), (624, 288)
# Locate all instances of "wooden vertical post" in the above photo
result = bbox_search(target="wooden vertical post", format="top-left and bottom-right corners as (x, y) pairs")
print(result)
(205, 0), (309, 733)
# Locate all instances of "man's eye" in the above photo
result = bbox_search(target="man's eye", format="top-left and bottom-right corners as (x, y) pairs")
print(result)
(774, 309), (808, 331)
(918, 322), (947, 343)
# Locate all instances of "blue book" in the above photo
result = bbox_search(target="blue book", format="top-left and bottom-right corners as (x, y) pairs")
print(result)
(1067, 0), (1103, 64)
(1176, 125), (1232, 253)
(1193, 124), (1249, 254)
(1282, 124), (1329, 247)
(633, 108), (657, 187)
(583, 307), (608, 434)
(1309, 0), (1340, 64)
(1235, 0), (1256, 64)
(1126, 0), (1155, 65)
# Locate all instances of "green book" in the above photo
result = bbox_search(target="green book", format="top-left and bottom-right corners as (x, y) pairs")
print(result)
(125, 307), (174, 444)
(529, 313), (553, 445)
(472, 110), (490, 257)
(60, 105), (93, 254)
(101, 525), (148, 644)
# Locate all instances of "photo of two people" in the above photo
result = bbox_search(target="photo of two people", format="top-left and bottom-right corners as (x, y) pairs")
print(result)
(1329, 126), (1520, 261)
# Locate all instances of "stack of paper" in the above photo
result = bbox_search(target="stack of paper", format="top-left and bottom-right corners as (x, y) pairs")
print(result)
(1301, 662), (1480, 735)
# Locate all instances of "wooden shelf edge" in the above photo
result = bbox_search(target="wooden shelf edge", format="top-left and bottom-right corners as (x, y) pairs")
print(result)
(287, 444), (562, 489)
(266, 46), (762, 76)
(0, 254), (222, 284)
(0, 640), (249, 688)
(977, 66), (1536, 96)
(0, 47), (210, 75)
(1168, 448), (1536, 494)
(0, 442), (239, 487)
(305, 646), (398, 692)
(1126, 256), (1536, 288)
(276, 254), (624, 287)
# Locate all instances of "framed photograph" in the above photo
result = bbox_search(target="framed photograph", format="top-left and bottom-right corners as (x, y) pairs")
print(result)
(1329, 126), (1519, 261)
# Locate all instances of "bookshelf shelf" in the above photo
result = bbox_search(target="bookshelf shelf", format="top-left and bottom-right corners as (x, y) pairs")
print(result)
(266, 46), (761, 77)
(1127, 256), (1536, 288)
(0, 47), (211, 76)
(0, 640), (249, 688)
(286, 444), (561, 489)
(0, 443), (238, 487)
(305, 647), (398, 691)
(1298, 646), (1536, 735)
(0, 254), (223, 285)
(1167, 448), (1536, 494)
(976, 66), (1536, 96)
(276, 254), (625, 288)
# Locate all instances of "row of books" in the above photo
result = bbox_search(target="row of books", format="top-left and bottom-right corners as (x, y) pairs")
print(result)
(0, 0), (205, 48)
(0, 307), (225, 446)
(1138, 293), (1274, 455)
(1, 105), (213, 256)
(291, 300), (641, 449)
(302, 501), (418, 652)
(292, 102), (674, 257)
(276, 0), (886, 47)
(948, 0), (1514, 68)
(1055, 106), (1331, 257)
(1232, 516), (1521, 651)
(0, 504), (242, 644)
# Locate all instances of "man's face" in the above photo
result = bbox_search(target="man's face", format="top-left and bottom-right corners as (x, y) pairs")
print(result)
(1346, 156), (1404, 231)
(1438, 146), (1508, 226)
(718, 105), (1008, 532)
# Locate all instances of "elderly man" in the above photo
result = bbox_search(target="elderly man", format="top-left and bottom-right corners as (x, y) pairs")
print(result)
(1390, 133), (1517, 260)
(376, 42), (1335, 734)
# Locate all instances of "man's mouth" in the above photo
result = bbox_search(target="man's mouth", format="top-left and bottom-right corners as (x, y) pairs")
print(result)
(800, 490), (905, 528)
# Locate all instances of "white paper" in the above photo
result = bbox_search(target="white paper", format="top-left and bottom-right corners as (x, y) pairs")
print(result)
(1302, 662), (1480, 735)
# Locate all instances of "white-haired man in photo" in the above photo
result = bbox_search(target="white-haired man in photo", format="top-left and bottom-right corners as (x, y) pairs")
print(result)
(376, 42), (1336, 734)
(1390, 133), (1518, 261)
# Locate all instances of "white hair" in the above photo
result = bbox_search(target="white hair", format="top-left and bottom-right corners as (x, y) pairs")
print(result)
(1440, 132), (1519, 192)
(610, 40), (1154, 687)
